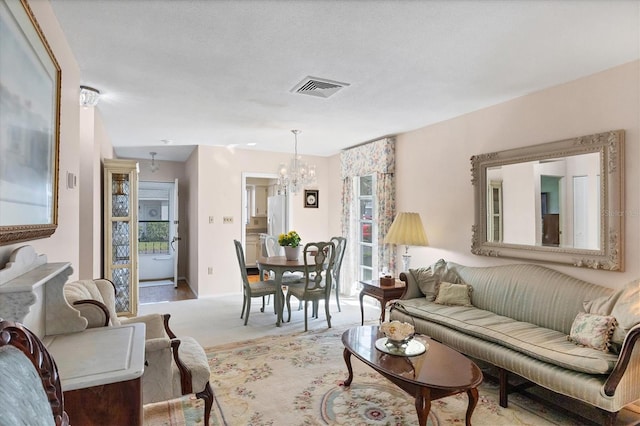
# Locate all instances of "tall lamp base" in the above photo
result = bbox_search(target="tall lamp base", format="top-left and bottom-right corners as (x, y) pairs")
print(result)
(401, 253), (411, 272)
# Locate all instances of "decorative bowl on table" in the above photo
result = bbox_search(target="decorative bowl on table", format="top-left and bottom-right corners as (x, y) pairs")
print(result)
(380, 320), (415, 349)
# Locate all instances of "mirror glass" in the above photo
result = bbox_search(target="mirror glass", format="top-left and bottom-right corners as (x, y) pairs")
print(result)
(471, 130), (624, 271)
(486, 152), (600, 249)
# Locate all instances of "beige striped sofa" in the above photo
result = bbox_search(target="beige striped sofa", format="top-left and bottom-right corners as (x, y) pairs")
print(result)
(389, 260), (640, 426)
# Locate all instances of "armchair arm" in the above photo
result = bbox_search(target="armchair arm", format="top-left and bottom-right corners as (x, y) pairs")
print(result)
(145, 336), (172, 353)
(142, 337), (174, 403)
(163, 314), (177, 339)
(604, 323), (640, 396)
(71, 300), (109, 327)
(170, 339), (193, 394)
(120, 313), (168, 339)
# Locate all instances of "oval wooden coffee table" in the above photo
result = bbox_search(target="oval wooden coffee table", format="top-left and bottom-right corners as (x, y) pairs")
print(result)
(341, 325), (483, 426)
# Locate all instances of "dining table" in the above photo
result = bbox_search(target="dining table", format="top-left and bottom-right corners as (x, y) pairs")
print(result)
(256, 255), (307, 327)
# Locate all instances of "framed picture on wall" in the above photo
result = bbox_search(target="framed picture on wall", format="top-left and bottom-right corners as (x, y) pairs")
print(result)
(304, 190), (319, 208)
(0, 0), (61, 245)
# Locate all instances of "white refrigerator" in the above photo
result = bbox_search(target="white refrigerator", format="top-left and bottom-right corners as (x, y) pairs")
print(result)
(267, 195), (287, 237)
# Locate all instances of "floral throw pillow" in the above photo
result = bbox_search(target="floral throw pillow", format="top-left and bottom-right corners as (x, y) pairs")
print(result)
(567, 312), (617, 352)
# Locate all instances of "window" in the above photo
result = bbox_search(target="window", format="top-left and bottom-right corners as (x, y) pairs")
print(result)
(138, 199), (170, 254)
(356, 175), (377, 281)
(487, 181), (503, 242)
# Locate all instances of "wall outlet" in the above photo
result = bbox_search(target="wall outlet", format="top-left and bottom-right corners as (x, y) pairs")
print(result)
(223, 216), (233, 224)
(209, 216), (214, 224)
(207, 267), (213, 275)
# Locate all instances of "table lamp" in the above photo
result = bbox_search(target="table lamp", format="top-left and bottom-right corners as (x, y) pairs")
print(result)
(383, 212), (429, 272)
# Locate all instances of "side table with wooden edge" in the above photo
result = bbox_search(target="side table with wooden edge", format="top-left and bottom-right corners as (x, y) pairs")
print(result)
(44, 323), (146, 425)
(359, 279), (406, 325)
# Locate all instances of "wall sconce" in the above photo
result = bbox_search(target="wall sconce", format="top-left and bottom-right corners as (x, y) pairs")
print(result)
(383, 212), (429, 272)
(79, 86), (100, 107)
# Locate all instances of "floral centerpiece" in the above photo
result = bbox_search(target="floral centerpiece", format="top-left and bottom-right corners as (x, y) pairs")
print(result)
(380, 320), (415, 347)
(278, 231), (301, 247)
(278, 230), (302, 260)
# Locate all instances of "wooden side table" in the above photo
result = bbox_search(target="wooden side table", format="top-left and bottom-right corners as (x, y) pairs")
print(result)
(359, 279), (406, 325)
(44, 323), (146, 425)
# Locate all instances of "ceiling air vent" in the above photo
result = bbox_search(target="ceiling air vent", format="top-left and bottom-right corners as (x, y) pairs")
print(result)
(291, 76), (350, 98)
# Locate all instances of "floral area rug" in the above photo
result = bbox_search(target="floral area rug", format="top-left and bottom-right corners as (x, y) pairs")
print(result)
(144, 327), (634, 425)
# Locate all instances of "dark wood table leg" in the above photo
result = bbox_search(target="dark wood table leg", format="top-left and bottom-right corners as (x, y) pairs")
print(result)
(342, 348), (354, 386)
(380, 297), (388, 323)
(359, 290), (365, 325)
(465, 387), (479, 426)
(414, 387), (431, 426)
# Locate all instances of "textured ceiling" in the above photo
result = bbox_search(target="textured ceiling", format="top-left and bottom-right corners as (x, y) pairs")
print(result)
(50, 0), (640, 161)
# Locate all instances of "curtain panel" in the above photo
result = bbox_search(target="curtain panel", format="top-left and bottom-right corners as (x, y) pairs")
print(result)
(340, 138), (396, 294)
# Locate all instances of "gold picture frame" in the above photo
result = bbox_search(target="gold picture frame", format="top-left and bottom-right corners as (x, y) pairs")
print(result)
(0, 0), (61, 245)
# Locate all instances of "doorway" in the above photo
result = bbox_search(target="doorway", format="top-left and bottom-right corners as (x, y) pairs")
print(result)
(541, 175), (562, 246)
(240, 172), (288, 274)
(138, 181), (178, 286)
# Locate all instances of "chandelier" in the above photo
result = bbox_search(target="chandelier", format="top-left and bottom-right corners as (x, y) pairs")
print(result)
(149, 152), (160, 173)
(277, 130), (316, 195)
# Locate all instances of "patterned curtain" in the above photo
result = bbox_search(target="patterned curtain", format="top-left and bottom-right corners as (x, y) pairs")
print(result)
(340, 138), (396, 295)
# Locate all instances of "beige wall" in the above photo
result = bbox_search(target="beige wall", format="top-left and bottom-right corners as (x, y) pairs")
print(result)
(185, 148), (199, 294)
(393, 60), (639, 289)
(191, 145), (330, 296)
(0, 0), (82, 277)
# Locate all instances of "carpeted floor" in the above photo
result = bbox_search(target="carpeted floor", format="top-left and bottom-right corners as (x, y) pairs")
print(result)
(143, 325), (640, 425)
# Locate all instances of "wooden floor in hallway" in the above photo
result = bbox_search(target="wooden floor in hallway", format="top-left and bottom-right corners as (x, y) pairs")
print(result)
(139, 280), (195, 304)
(139, 270), (260, 304)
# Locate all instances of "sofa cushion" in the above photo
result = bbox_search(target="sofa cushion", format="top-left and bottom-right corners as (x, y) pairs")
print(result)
(434, 282), (472, 306)
(567, 312), (616, 351)
(394, 298), (618, 374)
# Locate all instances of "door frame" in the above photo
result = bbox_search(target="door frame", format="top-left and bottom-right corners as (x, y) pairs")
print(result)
(138, 180), (176, 283)
(240, 172), (286, 259)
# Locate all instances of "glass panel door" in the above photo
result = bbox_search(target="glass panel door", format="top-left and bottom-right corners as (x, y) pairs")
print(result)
(357, 175), (376, 281)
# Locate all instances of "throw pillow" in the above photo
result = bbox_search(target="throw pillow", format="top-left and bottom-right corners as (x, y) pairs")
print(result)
(610, 279), (640, 345)
(434, 282), (472, 306)
(583, 290), (622, 315)
(567, 312), (617, 352)
(410, 259), (463, 302)
(410, 266), (437, 301)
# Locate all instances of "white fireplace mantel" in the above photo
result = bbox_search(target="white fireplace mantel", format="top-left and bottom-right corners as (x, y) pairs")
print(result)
(0, 245), (86, 337)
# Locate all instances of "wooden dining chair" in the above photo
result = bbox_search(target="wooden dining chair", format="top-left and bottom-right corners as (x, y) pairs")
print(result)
(234, 240), (278, 325)
(285, 241), (336, 331)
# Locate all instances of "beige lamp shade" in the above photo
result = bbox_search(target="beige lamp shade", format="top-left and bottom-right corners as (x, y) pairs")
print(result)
(384, 212), (429, 246)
